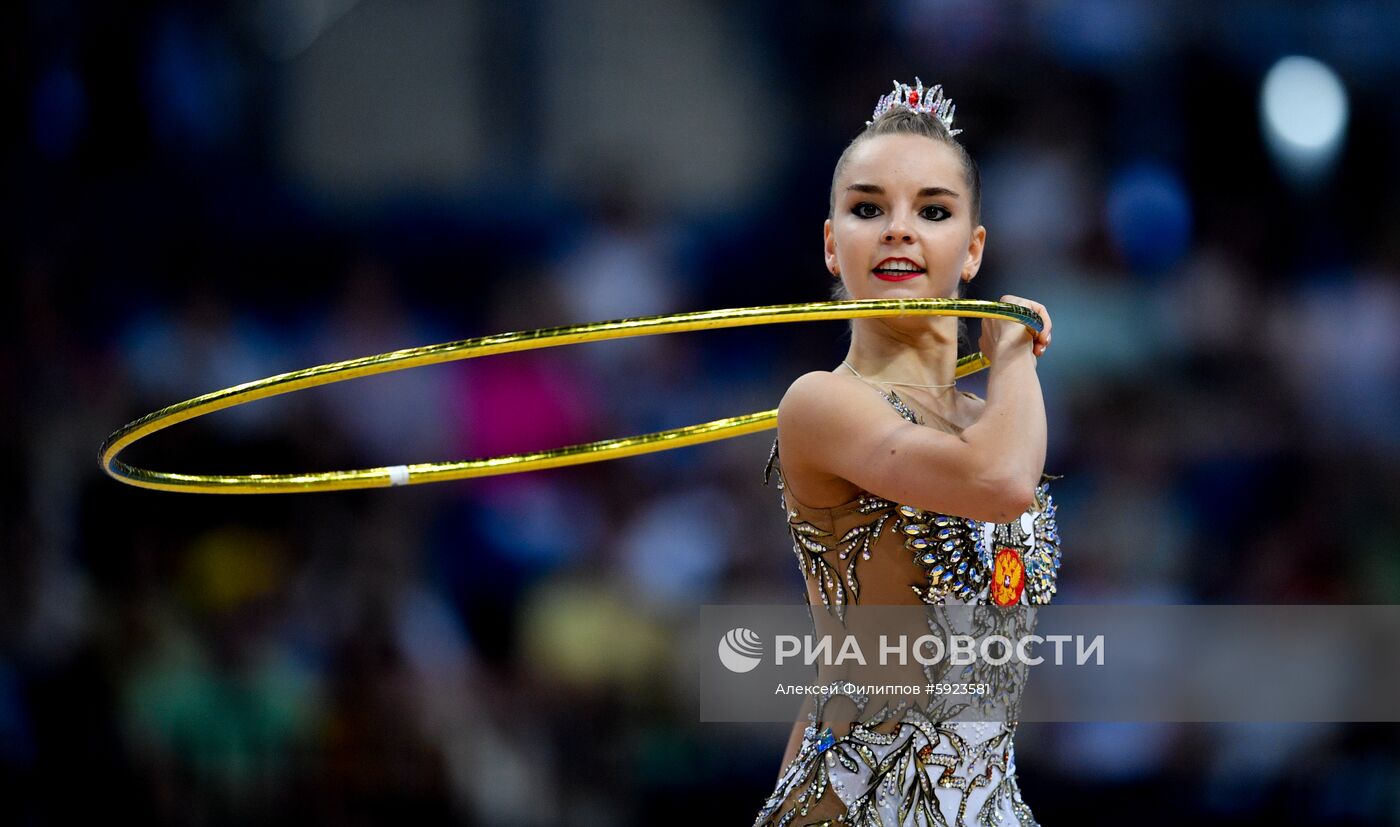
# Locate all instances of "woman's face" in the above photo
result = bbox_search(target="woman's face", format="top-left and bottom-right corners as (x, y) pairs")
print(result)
(826, 133), (985, 303)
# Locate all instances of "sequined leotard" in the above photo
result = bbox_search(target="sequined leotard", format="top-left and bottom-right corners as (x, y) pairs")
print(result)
(752, 382), (1061, 827)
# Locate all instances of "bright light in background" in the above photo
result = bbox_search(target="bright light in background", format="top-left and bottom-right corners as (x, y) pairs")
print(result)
(1260, 55), (1349, 185)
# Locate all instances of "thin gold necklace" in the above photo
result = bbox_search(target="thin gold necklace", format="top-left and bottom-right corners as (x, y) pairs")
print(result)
(842, 361), (965, 431)
(840, 360), (956, 390)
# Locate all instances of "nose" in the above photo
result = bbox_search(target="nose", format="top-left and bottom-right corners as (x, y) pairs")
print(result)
(883, 216), (914, 243)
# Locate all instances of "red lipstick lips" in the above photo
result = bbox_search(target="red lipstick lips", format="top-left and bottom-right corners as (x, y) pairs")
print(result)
(872, 257), (926, 281)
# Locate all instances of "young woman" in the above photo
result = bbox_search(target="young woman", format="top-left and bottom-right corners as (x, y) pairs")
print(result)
(753, 81), (1059, 826)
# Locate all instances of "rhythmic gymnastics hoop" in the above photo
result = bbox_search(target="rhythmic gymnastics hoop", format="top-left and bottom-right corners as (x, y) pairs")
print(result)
(99, 298), (1042, 494)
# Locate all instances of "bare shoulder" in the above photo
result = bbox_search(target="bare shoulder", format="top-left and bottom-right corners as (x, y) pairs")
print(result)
(775, 369), (919, 473)
(778, 370), (893, 430)
(776, 370), (894, 504)
(780, 369), (864, 408)
(779, 371), (854, 445)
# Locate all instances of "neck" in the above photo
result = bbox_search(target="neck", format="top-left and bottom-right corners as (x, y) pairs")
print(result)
(842, 317), (959, 388)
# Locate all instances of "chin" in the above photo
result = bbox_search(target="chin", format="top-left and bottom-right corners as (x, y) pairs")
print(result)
(862, 284), (934, 298)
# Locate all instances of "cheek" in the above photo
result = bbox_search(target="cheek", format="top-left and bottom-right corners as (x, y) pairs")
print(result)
(834, 220), (874, 252)
(927, 228), (970, 259)
(836, 237), (870, 270)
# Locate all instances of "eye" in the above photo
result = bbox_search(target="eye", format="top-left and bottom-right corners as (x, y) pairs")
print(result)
(852, 202), (882, 219)
(921, 205), (951, 221)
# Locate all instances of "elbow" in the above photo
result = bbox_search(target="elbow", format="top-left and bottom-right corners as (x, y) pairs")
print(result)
(974, 472), (1037, 524)
(1001, 482), (1038, 518)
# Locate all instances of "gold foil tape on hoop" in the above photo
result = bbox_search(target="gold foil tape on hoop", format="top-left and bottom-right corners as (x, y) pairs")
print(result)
(99, 298), (1042, 494)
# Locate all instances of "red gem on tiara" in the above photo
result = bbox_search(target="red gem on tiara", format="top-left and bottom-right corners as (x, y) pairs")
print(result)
(908, 89), (919, 107)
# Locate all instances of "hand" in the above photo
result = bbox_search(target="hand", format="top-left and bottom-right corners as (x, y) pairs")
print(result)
(979, 295), (1052, 362)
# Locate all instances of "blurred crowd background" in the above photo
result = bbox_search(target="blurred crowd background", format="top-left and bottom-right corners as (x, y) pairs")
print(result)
(5, 1), (1400, 824)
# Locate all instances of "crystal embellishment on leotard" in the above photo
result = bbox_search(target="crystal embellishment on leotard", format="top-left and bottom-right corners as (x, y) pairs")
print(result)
(756, 699), (1041, 826)
(899, 505), (987, 603)
(773, 491), (900, 621)
(879, 390), (926, 426)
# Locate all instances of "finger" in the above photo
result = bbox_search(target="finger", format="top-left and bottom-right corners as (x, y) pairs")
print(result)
(1033, 307), (1051, 341)
(1032, 313), (1050, 346)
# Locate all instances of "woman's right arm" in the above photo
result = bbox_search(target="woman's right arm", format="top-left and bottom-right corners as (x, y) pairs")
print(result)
(776, 296), (1050, 524)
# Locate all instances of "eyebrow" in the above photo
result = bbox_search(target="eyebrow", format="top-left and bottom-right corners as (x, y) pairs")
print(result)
(847, 183), (960, 199)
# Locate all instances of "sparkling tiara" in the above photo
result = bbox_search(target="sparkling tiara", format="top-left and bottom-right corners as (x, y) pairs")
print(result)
(867, 77), (961, 136)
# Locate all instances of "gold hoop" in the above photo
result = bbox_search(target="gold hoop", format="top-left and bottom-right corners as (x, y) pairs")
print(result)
(99, 298), (1042, 494)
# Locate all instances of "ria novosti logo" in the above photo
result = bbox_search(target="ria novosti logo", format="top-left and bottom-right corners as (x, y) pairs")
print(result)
(716, 628), (1104, 671)
(718, 627), (764, 673)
